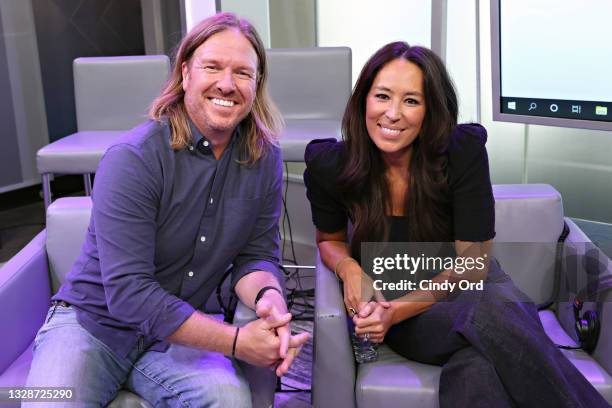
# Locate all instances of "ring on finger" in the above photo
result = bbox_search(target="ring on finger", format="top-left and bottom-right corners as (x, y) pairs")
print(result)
(348, 307), (357, 316)
(363, 333), (369, 341)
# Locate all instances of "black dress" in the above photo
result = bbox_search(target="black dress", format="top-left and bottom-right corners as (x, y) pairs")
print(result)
(303, 124), (609, 408)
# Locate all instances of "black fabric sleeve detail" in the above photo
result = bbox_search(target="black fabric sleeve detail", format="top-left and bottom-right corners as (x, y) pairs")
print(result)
(448, 124), (496, 241)
(303, 139), (348, 233)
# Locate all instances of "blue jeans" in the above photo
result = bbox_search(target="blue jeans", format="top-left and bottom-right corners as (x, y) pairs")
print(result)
(24, 304), (252, 407)
(384, 260), (610, 408)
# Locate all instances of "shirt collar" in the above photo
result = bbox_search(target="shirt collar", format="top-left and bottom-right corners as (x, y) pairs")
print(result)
(187, 119), (240, 154)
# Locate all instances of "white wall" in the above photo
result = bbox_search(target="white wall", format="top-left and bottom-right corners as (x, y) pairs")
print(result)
(221, 0), (271, 46)
(317, 0), (431, 85)
(446, 0), (478, 123)
(183, 0), (217, 31)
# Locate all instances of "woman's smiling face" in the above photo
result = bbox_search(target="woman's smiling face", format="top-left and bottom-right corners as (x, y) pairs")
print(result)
(365, 58), (426, 163)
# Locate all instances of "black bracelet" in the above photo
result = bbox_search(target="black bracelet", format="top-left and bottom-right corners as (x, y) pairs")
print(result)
(254, 286), (283, 305)
(231, 327), (240, 357)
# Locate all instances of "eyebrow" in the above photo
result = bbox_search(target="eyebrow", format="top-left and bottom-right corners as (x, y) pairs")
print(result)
(196, 57), (256, 72)
(373, 86), (423, 97)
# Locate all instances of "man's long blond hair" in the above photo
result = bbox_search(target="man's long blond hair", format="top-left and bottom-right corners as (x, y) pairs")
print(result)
(149, 12), (282, 164)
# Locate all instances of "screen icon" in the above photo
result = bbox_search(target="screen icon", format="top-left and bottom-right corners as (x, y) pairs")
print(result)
(529, 102), (537, 111)
(571, 105), (582, 114)
(507, 101), (517, 110)
(595, 106), (608, 116)
(549, 104), (559, 113)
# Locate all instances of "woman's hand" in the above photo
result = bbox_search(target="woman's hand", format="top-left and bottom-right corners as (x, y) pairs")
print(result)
(339, 260), (389, 317)
(340, 260), (374, 315)
(353, 301), (394, 343)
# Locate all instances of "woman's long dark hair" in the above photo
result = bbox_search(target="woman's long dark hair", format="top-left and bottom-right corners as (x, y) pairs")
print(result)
(339, 42), (458, 258)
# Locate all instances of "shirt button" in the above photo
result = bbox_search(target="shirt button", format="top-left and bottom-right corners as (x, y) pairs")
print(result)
(200, 236), (206, 242)
(209, 197), (214, 204)
(203, 140), (210, 147)
(187, 271), (194, 277)
(188, 146), (194, 151)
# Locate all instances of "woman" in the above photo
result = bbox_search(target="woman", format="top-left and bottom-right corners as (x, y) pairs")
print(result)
(304, 42), (608, 407)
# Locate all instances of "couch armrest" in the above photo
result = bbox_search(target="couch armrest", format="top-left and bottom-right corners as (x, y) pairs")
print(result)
(313, 251), (356, 408)
(0, 231), (51, 374)
(593, 288), (612, 376)
(558, 218), (612, 375)
(232, 301), (276, 408)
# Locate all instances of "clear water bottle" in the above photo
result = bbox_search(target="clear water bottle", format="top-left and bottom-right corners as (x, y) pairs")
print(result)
(348, 318), (378, 363)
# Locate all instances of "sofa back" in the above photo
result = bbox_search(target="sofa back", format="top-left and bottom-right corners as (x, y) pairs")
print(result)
(266, 47), (351, 121)
(74, 55), (170, 131)
(46, 197), (93, 292)
(492, 184), (564, 303)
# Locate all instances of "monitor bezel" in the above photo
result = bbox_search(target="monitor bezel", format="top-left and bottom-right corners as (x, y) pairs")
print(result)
(490, 0), (612, 131)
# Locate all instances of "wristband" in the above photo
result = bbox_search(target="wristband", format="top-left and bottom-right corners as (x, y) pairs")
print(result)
(254, 286), (283, 305)
(231, 327), (240, 357)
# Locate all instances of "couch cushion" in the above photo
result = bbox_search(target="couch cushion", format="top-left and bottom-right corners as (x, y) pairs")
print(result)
(356, 345), (440, 407)
(46, 197), (93, 292)
(356, 310), (612, 406)
(492, 184), (564, 303)
(37, 131), (125, 174)
(280, 119), (341, 162)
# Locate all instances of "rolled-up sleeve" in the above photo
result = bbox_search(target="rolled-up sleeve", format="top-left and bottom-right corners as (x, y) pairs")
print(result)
(230, 147), (284, 289)
(93, 145), (195, 340)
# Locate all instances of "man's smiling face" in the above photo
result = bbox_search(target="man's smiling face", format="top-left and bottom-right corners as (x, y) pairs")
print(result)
(182, 28), (258, 142)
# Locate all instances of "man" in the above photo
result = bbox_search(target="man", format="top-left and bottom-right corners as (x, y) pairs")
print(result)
(25, 12), (308, 407)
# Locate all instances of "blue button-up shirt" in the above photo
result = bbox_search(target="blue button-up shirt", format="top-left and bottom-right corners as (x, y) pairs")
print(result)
(54, 119), (283, 357)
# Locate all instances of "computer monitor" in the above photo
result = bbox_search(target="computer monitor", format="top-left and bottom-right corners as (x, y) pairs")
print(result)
(490, 0), (612, 131)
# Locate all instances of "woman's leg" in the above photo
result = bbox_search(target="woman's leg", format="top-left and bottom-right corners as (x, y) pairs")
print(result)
(462, 286), (609, 407)
(384, 286), (512, 407)
(439, 347), (514, 408)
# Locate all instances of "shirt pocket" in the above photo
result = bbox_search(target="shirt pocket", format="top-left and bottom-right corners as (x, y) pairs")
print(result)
(220, 197), (263, 252)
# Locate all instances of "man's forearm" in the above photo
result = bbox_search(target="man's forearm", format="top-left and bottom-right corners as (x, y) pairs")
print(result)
(166, 311), (236, 355)
(234, 270), (286, 311)
(166, 271), (286, 355)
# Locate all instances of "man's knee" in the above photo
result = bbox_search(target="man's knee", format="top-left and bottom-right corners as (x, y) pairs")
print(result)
(130, 352), (253, 408)
(26, 308), (128, 405)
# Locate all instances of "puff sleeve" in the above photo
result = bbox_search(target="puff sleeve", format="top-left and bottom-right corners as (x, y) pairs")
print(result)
(303, 139), (349, 233)
(447, 124), (496, 241)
